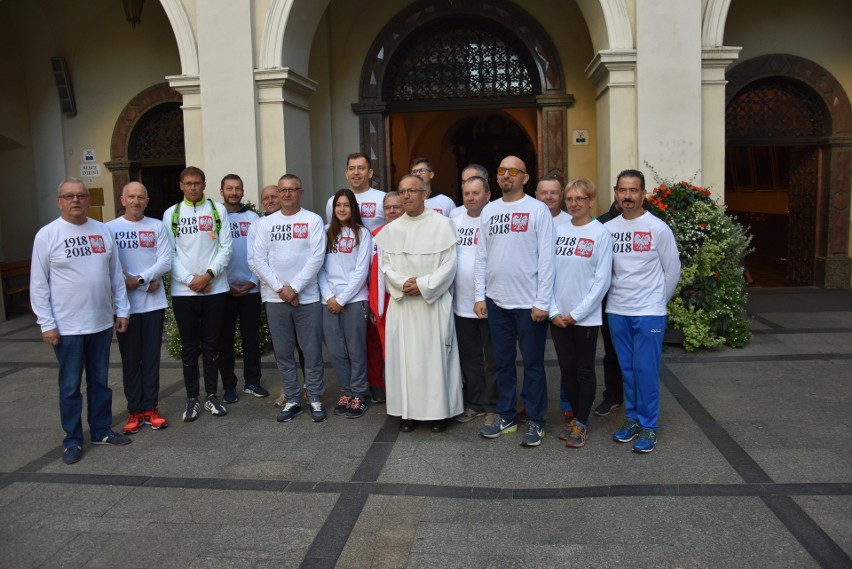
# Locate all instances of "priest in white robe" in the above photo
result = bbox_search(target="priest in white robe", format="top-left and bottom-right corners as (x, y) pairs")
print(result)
(374, 174), (463, 432)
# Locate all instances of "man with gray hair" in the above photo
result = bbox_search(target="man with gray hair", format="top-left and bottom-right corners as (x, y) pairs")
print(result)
(31, 178), (132, 464)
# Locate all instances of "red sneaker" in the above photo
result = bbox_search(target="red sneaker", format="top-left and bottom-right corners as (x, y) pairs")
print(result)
(124, 412), (143, 434)
(143, 408), (169, 430)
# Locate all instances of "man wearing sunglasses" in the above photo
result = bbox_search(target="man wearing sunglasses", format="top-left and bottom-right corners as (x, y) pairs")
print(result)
(475, 156), (555, 447)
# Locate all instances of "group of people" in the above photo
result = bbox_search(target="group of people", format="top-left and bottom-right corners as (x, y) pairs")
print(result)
(31, 151), (680, 466)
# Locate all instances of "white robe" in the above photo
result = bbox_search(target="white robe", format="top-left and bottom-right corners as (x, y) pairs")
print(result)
(374, 209), (464, 420)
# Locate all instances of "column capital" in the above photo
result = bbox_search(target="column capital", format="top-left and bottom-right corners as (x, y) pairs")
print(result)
(586, 49), (637, 98)
(255, 68), (318, 111)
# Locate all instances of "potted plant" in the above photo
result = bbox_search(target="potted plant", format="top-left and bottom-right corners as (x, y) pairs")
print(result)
(645, 168), (752, 351)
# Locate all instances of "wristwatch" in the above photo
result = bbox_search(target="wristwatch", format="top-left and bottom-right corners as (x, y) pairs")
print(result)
(137, 276), (145, 285)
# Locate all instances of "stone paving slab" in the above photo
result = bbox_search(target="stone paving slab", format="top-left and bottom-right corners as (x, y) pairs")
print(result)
(0, 289), (850, 568)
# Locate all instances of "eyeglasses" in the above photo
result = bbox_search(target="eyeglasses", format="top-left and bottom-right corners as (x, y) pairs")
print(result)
(497, 167), (525, 177)
(59, 193), (89, 201)
(410, 168), (431, 175)
(564, 196), (590, 204)
(615, 187), (643, 195)
(278, 187), (302, 195)
(181, 181), (204, 187)
(398, 189), (425, 197)
(383, 205), (403, 211)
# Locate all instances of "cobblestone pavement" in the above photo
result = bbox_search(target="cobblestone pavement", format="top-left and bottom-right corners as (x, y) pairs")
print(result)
(0, 288), (850, 568)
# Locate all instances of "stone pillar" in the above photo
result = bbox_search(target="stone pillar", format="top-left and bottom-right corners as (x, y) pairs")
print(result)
(701, 47), (740, 201)
(195, 0), (260, 203)
(168, 75), (204, 171)
(255, 69), (319, 209)
(586, 49), (637, 211)
(636, 0), (703, 186)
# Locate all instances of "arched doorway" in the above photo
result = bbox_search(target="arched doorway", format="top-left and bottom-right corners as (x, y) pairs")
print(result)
(106, 83), (185, 220)
(725, 55), (852, 288)
(353, 0), (573, 195)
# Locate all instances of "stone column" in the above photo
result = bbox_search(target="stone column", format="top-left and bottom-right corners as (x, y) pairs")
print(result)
(636, 0), (703, 187)
(586, 49), (637, 210)
(255, 69), (318, 209)
(194, 0), (260, 202)
(701, 47), (740, 201)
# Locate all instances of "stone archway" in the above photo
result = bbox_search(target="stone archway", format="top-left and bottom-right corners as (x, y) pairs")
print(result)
(353, 0), (573, 190)
(105, 83), (184, 219)
(726, 54), (852, 288)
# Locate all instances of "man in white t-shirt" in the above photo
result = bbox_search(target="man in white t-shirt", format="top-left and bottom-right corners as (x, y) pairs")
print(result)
(163, 166), (233, 423)
(325, 153), (386, 231)
(107, 182), (172, 436)
(252, 174), (328, 423)
(606, 169), (680, 454)
(218, 174), (267, 405)
(31, 178), (132, 464)
(411, 157), (456, 217)
(451, 166), (497, 425)
(326, 153), (387, 399)
(475, 156), (555, 447)
(535, 174), (573, 428)
(536, 174), (570, 228)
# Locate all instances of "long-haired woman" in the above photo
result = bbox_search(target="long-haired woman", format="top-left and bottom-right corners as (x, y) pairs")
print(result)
(319, 188), (373, 418)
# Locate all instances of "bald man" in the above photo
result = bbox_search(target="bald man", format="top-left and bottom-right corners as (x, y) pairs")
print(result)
(107, 182), (173, 435)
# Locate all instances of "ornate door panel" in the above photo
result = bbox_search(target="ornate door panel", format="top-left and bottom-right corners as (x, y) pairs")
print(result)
(787, 148), (818, 285)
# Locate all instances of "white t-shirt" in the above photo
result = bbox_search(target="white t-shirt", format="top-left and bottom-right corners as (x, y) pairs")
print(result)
(426, 193), (457, 217)
(474, 195), (555, 311)
(106, 216), (172, 314)
(31, 217), (130, 334)
(552, 210), (571, 227)
(319, 225), (372, 305)
(224, 207), (260, 290)
(450, 208), (481, 318)
(549, 219), (612, 326)
(606, 211), (681, 316)
(326, 188), (386, 232)
(162, 199), (233, 296)
(250, 208), (325, 304)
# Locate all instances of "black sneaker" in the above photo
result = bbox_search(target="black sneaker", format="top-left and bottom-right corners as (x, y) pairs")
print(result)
(309, 401), (327, 423)
(334, 395), (351, 416)
(204, 394), (228, 416)
(594, 399), (623, 416)
(183, 398), (201, 422)
(369, 386), (386, 404)
(62, 445), (82, 465)
(223, 388), (239, 404)
(276, 401), (303, 422)
(92, 431), (132, 446)
(346, 396), (368, 419)
(244, 384), (270, 398)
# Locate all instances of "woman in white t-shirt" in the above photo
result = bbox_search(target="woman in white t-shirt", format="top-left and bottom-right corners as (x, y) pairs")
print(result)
(549, 178), (612, 448)
(319, 189), (373, 419)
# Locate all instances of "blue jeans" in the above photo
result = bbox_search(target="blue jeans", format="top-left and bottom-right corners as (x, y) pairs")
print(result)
(53, 327), (115, 447)
(323, 300), (368, 398)
(486, 297), (549, 425)
(607, 314), (666, 430)
(266, 301), (325, 402)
